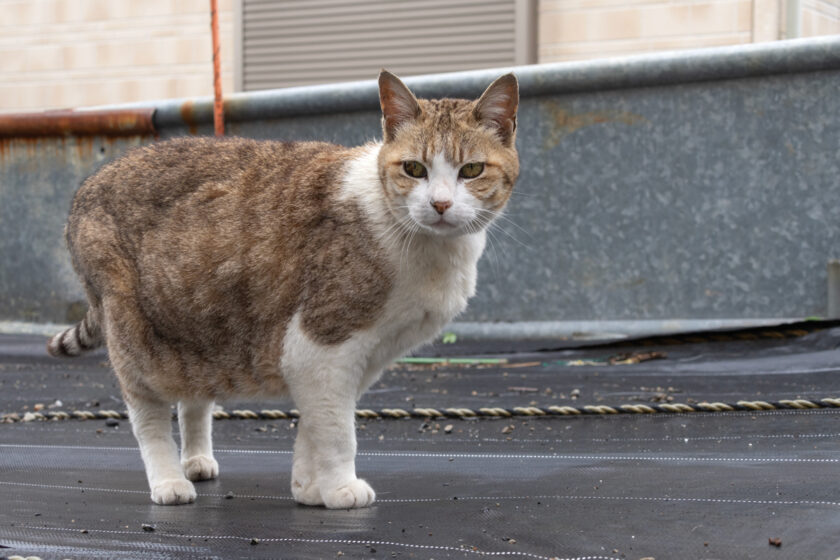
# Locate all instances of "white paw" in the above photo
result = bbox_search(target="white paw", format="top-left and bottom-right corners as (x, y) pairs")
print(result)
(151, 478), (197, 505)
(291, 473), (324, 505)
(322, 478), (376, 509)
(182, 455), (219, 481)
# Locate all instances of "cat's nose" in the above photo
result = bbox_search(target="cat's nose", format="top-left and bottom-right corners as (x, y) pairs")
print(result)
(431, 200), (452, 215)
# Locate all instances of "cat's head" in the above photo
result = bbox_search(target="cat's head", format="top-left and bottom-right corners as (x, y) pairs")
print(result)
(377, 70), (519, 237)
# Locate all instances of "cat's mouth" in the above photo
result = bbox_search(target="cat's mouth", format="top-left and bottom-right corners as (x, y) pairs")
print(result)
(406, 208), (469, 236)
(422, 217), (460, 234)
(410, 216), (459, 236)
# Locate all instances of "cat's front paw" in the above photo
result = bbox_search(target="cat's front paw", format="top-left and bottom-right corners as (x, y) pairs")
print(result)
(182, 455), (219, 481)
(322, 478), (376, 509)
(151, 478), (197, 505)
(291, 473), (324, 505)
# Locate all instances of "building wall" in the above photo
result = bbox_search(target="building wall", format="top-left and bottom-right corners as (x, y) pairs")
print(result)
(0, 0), (234, 113)
(0, 0), (837, 112)
(802, 0), (840, 35)
(538, 0), (840, 63)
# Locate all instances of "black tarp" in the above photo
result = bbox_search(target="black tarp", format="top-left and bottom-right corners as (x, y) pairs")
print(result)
(2, 324), (840, 559)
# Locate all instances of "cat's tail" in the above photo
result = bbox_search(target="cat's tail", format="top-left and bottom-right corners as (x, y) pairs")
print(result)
(47, 307), (103, 357)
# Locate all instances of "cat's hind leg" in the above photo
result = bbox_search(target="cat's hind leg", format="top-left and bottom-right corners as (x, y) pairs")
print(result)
(178, 399), (219, 482)
(127, 395), (197, 505)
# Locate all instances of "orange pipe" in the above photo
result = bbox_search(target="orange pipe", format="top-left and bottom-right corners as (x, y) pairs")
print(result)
(0, 109), (156, 138)
(210, 0), (224, 136)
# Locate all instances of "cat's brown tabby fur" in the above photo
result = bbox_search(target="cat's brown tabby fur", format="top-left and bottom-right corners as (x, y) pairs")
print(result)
(48, 70), (519, 508)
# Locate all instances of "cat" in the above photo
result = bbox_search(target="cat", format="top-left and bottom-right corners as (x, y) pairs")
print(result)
(47, 70), (519, 508)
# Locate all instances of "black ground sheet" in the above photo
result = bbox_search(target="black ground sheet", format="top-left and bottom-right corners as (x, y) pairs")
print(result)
(2, 324), (840, 559)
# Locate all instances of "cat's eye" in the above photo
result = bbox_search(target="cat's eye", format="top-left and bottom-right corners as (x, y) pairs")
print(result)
(403, 161), (427, 178)
(459, 162), (484, 179)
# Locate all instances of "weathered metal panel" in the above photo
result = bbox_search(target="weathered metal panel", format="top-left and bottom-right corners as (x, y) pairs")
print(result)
(0, 136), (153, 323)
(2, 37), (840, 328)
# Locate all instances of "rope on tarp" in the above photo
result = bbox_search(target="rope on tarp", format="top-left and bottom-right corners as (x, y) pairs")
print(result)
(4, 397), (840, 423)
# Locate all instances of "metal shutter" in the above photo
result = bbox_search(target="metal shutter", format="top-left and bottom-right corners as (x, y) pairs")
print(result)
(236, 0), (520, 91)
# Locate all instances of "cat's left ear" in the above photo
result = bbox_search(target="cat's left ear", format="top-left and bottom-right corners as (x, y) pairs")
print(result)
(473, 73), (519, 147)
(379, 70), (422, 142)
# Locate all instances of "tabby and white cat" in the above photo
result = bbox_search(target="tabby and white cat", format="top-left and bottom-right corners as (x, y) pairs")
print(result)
(48, 71), (519, 508)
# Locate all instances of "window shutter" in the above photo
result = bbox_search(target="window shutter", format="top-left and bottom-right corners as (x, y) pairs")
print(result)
(238, 0), (518, 91)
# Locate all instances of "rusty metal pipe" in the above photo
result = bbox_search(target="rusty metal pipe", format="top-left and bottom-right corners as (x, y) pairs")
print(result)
(210, 0), (225, 136)
(0, 109), (156, 138)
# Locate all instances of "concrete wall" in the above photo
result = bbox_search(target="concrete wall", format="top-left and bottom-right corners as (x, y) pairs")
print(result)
(2, 38), (839, 329)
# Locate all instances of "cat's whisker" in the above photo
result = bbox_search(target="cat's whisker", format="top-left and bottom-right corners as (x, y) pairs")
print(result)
(401, 228), (420, 273)
(508, 189), (538, 199)
(464, 214), (502, 282)
(475, 209), (531, 250)
(476, 207), (532, 238)
(483, 224), (503, 283)
(379, 217), (410, 252)
(378, 212), (417, 256)
(493, 214), (533, 241)
(392, 216), (419, 274)
(488, 222), (531, 250)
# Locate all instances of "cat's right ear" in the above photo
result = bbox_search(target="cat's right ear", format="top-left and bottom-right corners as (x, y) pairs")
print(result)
(379, 70), (421, 142)
(473, 73), (519, 147)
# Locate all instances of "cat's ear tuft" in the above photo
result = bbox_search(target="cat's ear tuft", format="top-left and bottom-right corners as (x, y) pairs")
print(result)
(379, 70), (421, 142)
(473, 73), (519, 146)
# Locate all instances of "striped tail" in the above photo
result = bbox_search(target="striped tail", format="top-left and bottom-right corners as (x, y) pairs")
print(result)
(47, 308), (102, 357)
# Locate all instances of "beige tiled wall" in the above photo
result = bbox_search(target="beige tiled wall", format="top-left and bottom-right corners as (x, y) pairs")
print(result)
(2, 1), (838, 112)
(538, 0), (840, 63)
(539, 0), (754, 61)
(801, 0), (840, 35)
(0, 0), (234, 113)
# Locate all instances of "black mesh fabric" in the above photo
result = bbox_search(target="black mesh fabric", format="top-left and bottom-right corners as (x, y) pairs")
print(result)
(2, 326), (840, 559)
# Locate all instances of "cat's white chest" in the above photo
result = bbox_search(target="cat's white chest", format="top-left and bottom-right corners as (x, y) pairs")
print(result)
(366, 232), (484, 370)
(406, 263), (467, 324)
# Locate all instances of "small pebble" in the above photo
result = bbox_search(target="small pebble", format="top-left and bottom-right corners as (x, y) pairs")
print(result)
(250, 538), (260, 545)
(224, 492), (235, 499)
(141, 523), (155, 532)
(105, 418), (119, 427)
